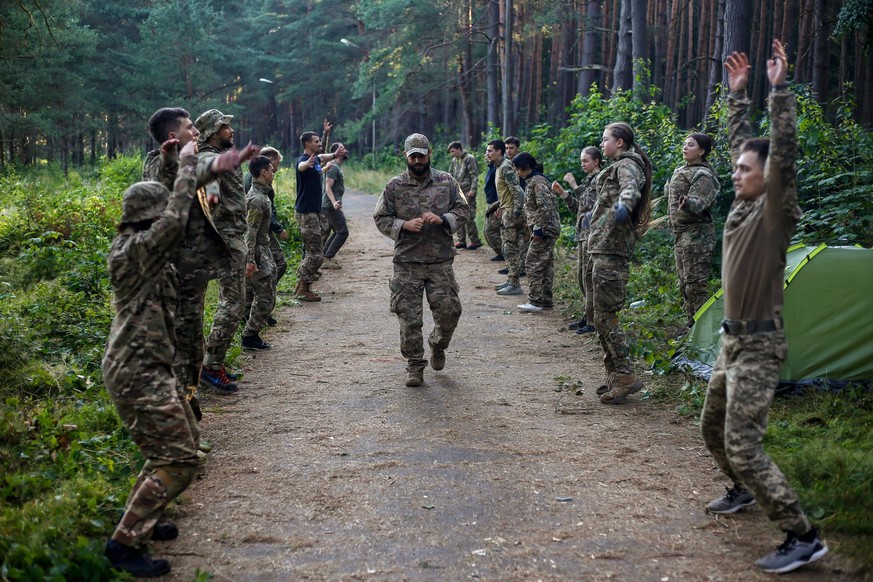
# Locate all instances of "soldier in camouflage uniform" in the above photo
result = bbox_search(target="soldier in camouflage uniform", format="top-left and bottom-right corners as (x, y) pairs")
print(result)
(241, 156), (276, 350)
(666, 133), (720, 329)
(143, 108), (258, 398)
(700, 42), (827, 574)
(374, 133), (469, 388)
(103, 142), (200, 578)
(486, 140), (526, 296)
(447, 141), (482, 249)
(553, 146), (603, 333)
(483, 159), (503, 260)
(512, 153), (560, 312)
(588, 122), (652, 404)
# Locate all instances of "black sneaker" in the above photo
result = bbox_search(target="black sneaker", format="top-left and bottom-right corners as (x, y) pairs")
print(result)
(105, 540), (171, 578)
(200, 367), (239, 394)
(519, 270), (526, 277)
(576, 324), (596, 334)
(755, 529), (828, 574)
(568, 319), (586, 330)
(151, 522), (179, 541)
(498, 267), (509, 275)
(221, 366), (239, 381)
(706, 483), (756, 514)
(267, 315), (278, 326)
(242, 334), (272, 350)
(490, 254), (505, 261)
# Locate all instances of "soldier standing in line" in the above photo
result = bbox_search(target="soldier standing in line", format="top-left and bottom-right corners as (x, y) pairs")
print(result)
(321, 142), (350, 270)
(700, 41), (828, 574)
(666, 133), (720, 331)
(487, 140), (526, 296)
(588, 122), (652, 405)
(512, 152), (560, 313)
(241, 156), (276, 350)
(482, 155), (504, 261)
(504, 136), (529, 271)
(553, 146), (603, 335)
(374, 133), (468, 388)
(143, 108), (258, 399)
(294, 131), (347, 301)
(103, 142), (199, 578)
(447, 141), (482, 250)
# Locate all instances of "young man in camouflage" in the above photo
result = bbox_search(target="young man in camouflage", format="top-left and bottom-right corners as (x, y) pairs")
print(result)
(700, 41), (827, 574)
(196, 109), (258, 390)
(103, 141), (200, 578)
(447, 141), (482, 250)
(486, 139), (526, 296)
(374, 133), (468, 388)
(321, 142), (350, 270)
(241, 156), (277, 350)
(482, 156), (503, 261)
(143, 108), (257, 397)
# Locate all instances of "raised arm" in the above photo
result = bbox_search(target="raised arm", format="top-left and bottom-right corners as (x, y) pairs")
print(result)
(765, 39), (800, 216)
(725, 52), (753, 166)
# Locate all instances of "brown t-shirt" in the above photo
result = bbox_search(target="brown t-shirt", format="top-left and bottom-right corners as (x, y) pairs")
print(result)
(722, 89), (802, 321)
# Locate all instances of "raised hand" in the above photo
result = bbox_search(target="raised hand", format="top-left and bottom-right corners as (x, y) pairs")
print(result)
(767, 39), (788, 87)
(179, 140), (198, 166)
(724, 51), (751, 93)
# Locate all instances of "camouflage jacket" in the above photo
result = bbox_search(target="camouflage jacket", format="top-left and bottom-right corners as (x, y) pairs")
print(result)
(523, 174), (561, 239)
(448, 151), (479, 195)
(722, 88), (802, 320)
(588, 151), (645, 257)
(564, 169), (600, 241)
(374, 167), (469, 264)
(245, 181), (273, 267)
(198, 143), (247, 241)
(102, 163), (196, 397)
(142, 149), (230, 285)
(495, 157), (524, 213)
(666, 161), (720, 232)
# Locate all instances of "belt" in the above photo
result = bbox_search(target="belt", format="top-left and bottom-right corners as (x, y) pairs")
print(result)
(721, 317), (783, 335)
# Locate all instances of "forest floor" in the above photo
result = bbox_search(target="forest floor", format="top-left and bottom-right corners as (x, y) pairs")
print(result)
(157, 190), (852, 581)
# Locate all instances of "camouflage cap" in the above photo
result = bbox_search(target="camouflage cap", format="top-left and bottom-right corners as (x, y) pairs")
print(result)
(121, 181), (170, 224)
(195, 109), (233, 142)
(404, 133), (430, 157)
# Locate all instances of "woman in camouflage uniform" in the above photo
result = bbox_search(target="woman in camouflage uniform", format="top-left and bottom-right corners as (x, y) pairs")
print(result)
(588, 123), (652, 404)
(553, 146), (603, 333)
(666, 133), (720, 330)
(512, 152), (561, 312)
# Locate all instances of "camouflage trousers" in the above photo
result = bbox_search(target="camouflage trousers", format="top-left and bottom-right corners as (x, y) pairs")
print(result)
(322, 205), (349, 259)
(296, 212), (324, 283)
(204, 238), (246, 369)
(389, 261), (462, 372)
(173, 278), (208, 417)
(591, 253), (632, 375)
(700, 329), (811, 535)
(455, 195), (482, 246)
(245, 233), (286, 318)
(243, 256), (276, 336)
(484, 203), (503, 256)
(525, 236), (556, 307)
(576, 236), (594, 323)
(500, 211), (526, 284)
(674, 225), (716, 323)
(106, 378), (198, 549)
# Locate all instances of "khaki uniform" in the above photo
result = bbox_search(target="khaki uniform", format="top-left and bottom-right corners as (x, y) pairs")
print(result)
(564, 170), (600, 323)
(103, 166), (199, 549)
(700, 87), (810, 535)
(374, 168), (468, 372)
(666, 161), (720, 322)
(588, 152), (645, 376)
(243, 181), (276, 336)
(496, 157), (526, 285)
(449, 151), (481, 246)
(523, 174), (560, 307)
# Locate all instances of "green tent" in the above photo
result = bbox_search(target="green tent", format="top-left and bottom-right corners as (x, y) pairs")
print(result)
(683, 244), (873, 383)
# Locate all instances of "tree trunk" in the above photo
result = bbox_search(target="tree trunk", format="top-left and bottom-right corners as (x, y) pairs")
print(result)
(502, 0), (514, 136)
(579, 0), (601, 96)
(811, 0), (833, 101)
(705, 0), (726, 123)
(631, 0), (649, 97)
(612, 0), (633, 92)
(665, 0), (681, 108)
(487, 0), (500, 130)
(781, 0), (797, 46)
(722, 0), (753, 91)
(460, 0), (474, 146)
(752, 1), (769, 107)
(795, 0), (814, 83)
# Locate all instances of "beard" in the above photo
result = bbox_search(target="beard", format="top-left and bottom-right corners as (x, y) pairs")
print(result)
(406, 158), (430, 178)
(220, 136), (235, 150)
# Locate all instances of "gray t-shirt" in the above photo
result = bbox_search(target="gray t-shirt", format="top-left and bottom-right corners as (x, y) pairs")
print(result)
(321, 164), (345, 208)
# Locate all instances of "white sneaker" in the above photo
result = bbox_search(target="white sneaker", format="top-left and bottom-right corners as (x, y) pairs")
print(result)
(517, 302), (543, 312)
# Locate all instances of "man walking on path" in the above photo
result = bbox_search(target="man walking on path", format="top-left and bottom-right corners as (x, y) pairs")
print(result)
(294, 131), (347, 301)
(374, 133), (468, 388)
(447, 141), (482, 250)
(700, 41), (827, 574)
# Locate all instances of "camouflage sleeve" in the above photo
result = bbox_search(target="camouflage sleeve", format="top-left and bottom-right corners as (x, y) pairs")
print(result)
(269, 199), (284, 233)
(442, 179), (470, 233)
(466, 155), (478, 195)
(615, 162), (642, 212)
(766, 89), (801, 218)
(684, 168), (720, 215)
(142, 151), (178, 191)
(727, 89), (753, 166)
(580, 175), (598, 212)
(501, 165), (524, 214)
(196, 150), (218, 189)
(531, 179), (558, 233)
(245, 197), (266, 264)
(564, 187), (580, 216)
(373, 185), (404, 240)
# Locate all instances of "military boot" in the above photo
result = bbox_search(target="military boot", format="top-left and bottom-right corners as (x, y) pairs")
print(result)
(295, 281), (322, 302)
(105, 540), (171, 578)
(406, 369), (424, 387)
(600, 373), (644, 405)
(430, 348), (446, 371)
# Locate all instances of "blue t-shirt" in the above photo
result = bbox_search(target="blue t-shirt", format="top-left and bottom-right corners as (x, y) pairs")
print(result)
(295, 154), (323, 214)
(484, 163), (498, 204)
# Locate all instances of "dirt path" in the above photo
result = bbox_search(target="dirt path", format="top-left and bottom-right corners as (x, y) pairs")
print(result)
(160, 190), (848, 581)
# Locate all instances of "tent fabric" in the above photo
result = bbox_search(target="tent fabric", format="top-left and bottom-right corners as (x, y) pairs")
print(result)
(682, 244), (873, 384)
